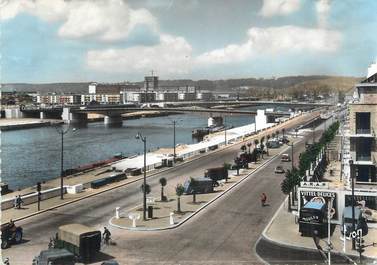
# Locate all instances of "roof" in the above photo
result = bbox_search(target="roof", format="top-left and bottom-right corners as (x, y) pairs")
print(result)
(59, 223), (99, 235)
(303, 201), (325, 210)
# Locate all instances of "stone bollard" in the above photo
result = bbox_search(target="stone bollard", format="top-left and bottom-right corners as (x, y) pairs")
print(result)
(128, 212), (140, 228)
(169, 212), (175, 225)
(115, 207), (120, 219)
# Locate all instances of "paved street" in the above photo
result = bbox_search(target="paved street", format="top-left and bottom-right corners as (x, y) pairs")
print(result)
(3, 117), (327, 264)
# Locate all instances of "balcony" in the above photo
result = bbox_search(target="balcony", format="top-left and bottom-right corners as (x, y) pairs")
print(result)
(349, 127), (375, 138)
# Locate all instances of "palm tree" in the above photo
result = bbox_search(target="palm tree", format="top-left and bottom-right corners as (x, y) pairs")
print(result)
(234, 157), (242, 175)
(247, 142), (252, 154)
(260, 137), (265, 159)
(240, 144), (247, 153)
(266, 135), (271, 155)
(175, 184), (185, 213)
(159, 177), (167, 202)
(281, 171), (294, 212)
(190, 177), (198, 203)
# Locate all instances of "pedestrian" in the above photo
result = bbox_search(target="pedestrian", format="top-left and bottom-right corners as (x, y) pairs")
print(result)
(260, 193), (267, 207)
(16, 195), (23, 209)
(103, 227), (111, 245)
(48, 238), (54, 249)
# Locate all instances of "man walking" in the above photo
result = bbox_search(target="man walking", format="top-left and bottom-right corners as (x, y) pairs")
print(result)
(260, 193), (267, 207)
(103, 227), (111, 245)
(14, 195), (23, 209)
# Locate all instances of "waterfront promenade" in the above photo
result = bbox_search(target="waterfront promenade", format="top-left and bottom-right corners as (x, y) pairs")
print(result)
(1, 110), (320, 224)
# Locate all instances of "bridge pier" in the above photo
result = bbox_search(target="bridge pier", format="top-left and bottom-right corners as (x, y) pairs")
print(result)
(62, 108), (88, 124)
(104, 115), (123, 126)
(208, 116), (223, 127)
(4, 108), (25, 119)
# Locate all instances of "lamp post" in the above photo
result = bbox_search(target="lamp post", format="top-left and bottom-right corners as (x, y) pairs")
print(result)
(349, 159), (356, 250)
(312, 123), (315, 144)
(136, 132), (147, 221)
(56, 125), (71, 200)
(173, 120), (176, 163)
(224, 116), (227, 145)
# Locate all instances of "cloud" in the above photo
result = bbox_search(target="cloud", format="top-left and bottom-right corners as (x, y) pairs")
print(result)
(259, 0), (301, 17)
(0, 0), (157, 42)
(196, 26), (342, 65)
(86, 34), (192, 76)
(316, 0), (331, 28)
(0, 0), (67, 21)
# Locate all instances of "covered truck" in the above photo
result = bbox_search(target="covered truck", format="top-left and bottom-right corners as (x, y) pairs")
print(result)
(57, 224), (101, 262)
(204, 166), (228, 185)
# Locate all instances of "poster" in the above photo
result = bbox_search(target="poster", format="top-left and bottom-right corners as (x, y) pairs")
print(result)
(345, 195), (377, 223)
(300, 190), (338, 220)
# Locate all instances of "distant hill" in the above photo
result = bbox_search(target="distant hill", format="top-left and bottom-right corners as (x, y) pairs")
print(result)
(1, 75), (362, 94)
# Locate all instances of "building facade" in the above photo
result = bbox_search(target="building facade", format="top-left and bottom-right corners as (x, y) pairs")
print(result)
(349, 71), (377, 184)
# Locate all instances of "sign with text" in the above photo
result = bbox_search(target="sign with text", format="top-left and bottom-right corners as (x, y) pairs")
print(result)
(300, 190), (338, 220)
(300, 182), (329, 189)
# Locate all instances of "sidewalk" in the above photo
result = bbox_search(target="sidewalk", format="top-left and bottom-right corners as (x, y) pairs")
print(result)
(1, 111), (319, 224)
(264, 199), (377, 260)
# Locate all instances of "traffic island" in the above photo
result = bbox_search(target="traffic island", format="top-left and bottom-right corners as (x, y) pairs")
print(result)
(109, 172), (248, 231)
(109, 137), (299, 231)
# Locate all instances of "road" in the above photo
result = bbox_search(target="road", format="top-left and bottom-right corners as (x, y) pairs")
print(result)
(3, 116), (333, 264)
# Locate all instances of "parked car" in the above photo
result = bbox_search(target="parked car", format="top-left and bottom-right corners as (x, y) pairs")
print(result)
(183, 177), (214, 194)
(281, 154), (291, 162)
(274, 166), (285, 174)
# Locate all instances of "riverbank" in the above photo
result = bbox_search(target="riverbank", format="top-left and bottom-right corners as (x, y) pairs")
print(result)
(0, 118), (62, 131)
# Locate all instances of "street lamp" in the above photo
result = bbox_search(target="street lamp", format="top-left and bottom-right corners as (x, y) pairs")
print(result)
(224, 116), (227, 145)
(136, 132), (147, 221)
(55, 125), (75, 200)
(173, 120), (176, 163)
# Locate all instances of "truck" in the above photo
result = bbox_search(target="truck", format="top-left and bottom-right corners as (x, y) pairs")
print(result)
(204, 166), (228, 185)
(183, 177), (214, 194)
(57, 224), (101, 262)
(32, 249), (75, 265)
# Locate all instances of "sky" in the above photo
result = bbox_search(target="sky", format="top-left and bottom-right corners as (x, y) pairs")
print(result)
(1, 0), (377, 83)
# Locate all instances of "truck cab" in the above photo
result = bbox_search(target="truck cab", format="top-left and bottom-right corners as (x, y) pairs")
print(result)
(32, 249), (75, 265)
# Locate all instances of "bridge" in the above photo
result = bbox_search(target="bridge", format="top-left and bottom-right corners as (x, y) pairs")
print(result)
(64, 106), (291, 124)
(9, 99), (331, 124)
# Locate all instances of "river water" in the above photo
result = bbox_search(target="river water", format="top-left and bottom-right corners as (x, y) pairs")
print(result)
(1, 106), (289, 189)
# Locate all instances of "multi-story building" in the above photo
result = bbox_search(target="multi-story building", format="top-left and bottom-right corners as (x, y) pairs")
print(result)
(144, 76), (158, 91)
(37, 94), (81, 105)
(349, 65), (377, 185)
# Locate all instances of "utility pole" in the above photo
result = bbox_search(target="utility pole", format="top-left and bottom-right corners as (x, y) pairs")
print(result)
(136, 132), (147, 221)
(56, 125), (71, 200)
(173, 120), (176, 163)
(327, 197), (334, 265)
(224, 116), (227, 145)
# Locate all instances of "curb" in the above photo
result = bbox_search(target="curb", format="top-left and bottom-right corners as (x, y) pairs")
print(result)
(9, 112), (316, 224)
(109, 145), (293, 231)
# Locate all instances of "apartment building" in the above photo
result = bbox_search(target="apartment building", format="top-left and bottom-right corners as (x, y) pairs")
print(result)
(349, 68), (377, 184)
